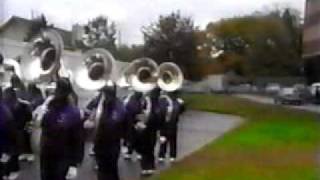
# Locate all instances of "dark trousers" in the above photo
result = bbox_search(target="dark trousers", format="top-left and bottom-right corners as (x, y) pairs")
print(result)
(22, 131), (32, 154)
(0, 162), (4, 180)
(126, 128), (138, 155)
(136, 131), (157, 170)
(96, 146), (120, 180)
(159, 129), (178, 158)
(5, 154), (19, 175)
(40, 153), (69, 180)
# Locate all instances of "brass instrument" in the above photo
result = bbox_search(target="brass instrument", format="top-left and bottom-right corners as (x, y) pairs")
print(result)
(158, 62), (184, 92)
(27, 29), (64, 154)
(123, 58), (159, 93)
(74, 48), (116, 128)
(23, 29), (63, 82)
(74, 48), (115, 91)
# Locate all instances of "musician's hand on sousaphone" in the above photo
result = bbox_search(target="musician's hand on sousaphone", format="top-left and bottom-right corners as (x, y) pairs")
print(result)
(135, 113), (147, 131)
(83, 119), (96, 129)
(29, 104), (49, 131)
(159, 136), (167, 144)
(135, 121), (146, 131)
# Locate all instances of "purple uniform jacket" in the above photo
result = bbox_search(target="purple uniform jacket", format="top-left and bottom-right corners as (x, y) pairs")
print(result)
(0, 102), (17, 155)
(124, 95), (143, 123)
(141, 97), (164, 133)
(41, 104), (82, 166)
(94, 99), (127, 156)
(159, 97), (185, 131)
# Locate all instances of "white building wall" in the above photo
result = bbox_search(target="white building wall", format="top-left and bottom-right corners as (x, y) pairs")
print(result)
(181, 75), (226, 93)
(0, 38), (28, 58)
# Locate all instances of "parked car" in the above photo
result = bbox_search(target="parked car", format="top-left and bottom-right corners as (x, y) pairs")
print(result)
(265, 83), (281, 94)
(229, 84), (252, 93)
(293, 84), (312, 103)
(274, 88), (303, 105)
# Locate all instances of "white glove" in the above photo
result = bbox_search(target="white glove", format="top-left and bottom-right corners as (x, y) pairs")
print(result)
(135, 121), (146, 131)
(83, 120), (95, 129)
(0, 153), (11, 163)
(177, 98), (184, 104)
(66, 166), (78, 179)
(159, 136), (167, 144)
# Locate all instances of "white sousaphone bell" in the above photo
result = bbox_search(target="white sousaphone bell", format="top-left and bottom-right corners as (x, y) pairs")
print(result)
(158, 62), (184, 92)
(74, 48), (115, 91)
(123, 57), (159, 93)
(22, 29), (64, 82)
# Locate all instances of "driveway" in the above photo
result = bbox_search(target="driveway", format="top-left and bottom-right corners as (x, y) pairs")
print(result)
(18, 110), (242, 180)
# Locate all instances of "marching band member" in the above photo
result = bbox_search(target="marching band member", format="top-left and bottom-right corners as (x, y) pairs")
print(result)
(9, 74), (28, 101)
(0, 87), (18, 180)
(135, 87), (163, 176)
(6, 75), (34, 165)
(93, 83), (127, 180)
(122, 91), (143, 160)
(3, 86), (33, 180)
(26, 83), (44, 111)
(40, 78), (82, 180)
(158, 91), (185, 163)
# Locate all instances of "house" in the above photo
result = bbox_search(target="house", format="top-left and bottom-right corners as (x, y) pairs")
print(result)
(0, 16), (74, 49)
(0, 16), (128, 94)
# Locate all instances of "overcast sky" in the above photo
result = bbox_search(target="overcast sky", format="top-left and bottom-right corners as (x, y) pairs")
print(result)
(2, 0), (305, 45)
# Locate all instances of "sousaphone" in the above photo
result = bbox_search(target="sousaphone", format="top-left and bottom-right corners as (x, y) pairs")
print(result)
(123, 58), (159, 93)
(158, 62), (184, 92)
(23, 29), (63, 82)
(74, 48), (116, 128)
(74, 48), (115, 91)
(158, 62), (184, 126)
(27, 29), (64, 154)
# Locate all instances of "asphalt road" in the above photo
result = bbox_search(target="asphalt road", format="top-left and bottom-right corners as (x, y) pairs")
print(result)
(235, 94), (320, 114)
(17, 110), (242, 180)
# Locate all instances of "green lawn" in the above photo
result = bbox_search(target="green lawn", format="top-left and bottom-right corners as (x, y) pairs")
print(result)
(152, 94), (320, 180)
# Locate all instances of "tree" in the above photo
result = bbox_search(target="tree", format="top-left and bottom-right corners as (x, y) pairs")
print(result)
(203, 7), (302, 78)
(114, 44), (144, 62)
(281, 8), (302, 56)
(24, 14), (52, 42)
(76, 16), (117, 53)
(143, 12), (198, 80)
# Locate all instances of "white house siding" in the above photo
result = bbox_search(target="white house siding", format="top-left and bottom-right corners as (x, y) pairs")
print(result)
(181, 75), (227, 93)
(0, 38), (29, 58)
(0, 23), (30, 42)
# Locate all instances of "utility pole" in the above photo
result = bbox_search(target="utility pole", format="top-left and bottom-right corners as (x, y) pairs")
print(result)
(30, 9), (38, 19)
(117, 30), (122, 47)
